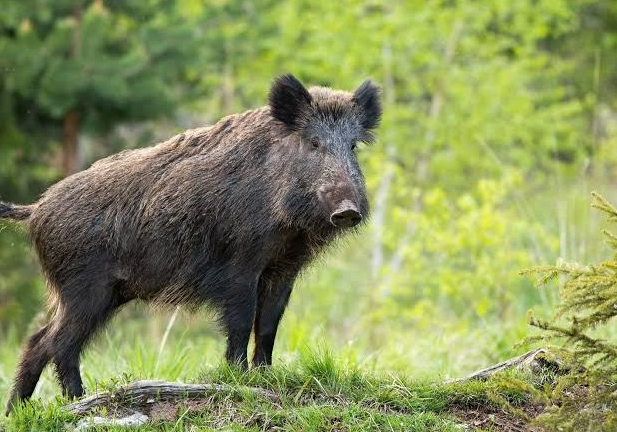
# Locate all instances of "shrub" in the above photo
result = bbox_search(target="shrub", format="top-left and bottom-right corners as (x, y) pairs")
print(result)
(525, 192), (617, 431)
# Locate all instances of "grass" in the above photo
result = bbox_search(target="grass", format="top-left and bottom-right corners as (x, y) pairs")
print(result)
(0, 346), (541, 432)
(0, 288), (557, 432)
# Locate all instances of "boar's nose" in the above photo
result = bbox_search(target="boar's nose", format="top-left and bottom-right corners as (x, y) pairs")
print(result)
(330, 201), (362, 228)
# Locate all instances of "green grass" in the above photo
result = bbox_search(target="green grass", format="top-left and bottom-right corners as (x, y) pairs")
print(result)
(0, 347), (539, 432)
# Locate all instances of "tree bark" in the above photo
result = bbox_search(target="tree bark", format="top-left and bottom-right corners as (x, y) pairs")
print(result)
(62, 110), (80, 177)
(65, 380), (280, 416)
(61, 5), (83, 177)
(445, 348), (559, 384)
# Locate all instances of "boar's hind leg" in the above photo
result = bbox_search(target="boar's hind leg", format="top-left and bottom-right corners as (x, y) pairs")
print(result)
(49, 285), (129, 399)
(220, 281), (258, 370)
(5, 324), (53, 415)
(253, 280), (293, 367)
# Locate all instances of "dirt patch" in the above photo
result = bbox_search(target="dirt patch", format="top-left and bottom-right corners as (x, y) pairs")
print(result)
(147, 401), (178, 422)
(449, 402), (545, 432)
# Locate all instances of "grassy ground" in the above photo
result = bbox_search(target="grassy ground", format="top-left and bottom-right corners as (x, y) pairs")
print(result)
(2, 349), (543, 432)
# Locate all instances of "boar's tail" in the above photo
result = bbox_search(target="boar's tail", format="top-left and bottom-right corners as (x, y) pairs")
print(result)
(0, 202), (34, 221)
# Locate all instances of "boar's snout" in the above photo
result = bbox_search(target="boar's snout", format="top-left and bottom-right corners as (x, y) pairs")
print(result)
(317, 172), (365, 229)
(330, 200), (362, 228)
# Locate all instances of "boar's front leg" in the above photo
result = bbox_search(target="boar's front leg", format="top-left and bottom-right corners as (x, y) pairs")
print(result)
(220, 280), (258, 370)
(252, 278), (294, 367)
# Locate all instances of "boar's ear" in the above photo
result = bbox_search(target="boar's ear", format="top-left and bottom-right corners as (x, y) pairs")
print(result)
(269, 74), (312, 129)
(353, 80), (382, 130)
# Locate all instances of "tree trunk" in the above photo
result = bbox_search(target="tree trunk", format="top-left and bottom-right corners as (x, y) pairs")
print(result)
(60, 5), (83, 177)
(62, 110), (80, 177)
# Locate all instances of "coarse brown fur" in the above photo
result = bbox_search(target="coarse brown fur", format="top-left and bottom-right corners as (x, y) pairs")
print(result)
(0, 74), (381, 414)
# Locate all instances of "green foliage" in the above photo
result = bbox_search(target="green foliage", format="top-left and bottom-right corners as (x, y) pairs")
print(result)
(525, 193), (617, 431)
(0, 0), (207, 333)
(0, 229), (44, 334)
(1, 0), (203, 126)
(373, 173), (553, 325)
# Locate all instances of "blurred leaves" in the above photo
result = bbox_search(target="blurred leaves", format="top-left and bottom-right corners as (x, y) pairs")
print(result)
(371, 173), (552, 327)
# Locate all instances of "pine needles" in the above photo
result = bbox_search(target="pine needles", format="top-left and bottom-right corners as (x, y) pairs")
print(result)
(523, 192), (617, 431)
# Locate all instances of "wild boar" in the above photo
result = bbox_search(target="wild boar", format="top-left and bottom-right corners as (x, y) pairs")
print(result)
(0, 74), (381, 413)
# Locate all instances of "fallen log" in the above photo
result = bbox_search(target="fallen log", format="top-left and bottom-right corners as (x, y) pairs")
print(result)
(74, 412), (149, 431)
(66, 380), (279, 416)
(445, 347), (559, 384)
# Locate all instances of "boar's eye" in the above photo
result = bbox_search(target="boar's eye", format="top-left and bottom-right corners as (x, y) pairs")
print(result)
(310, 137), (320, 149)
